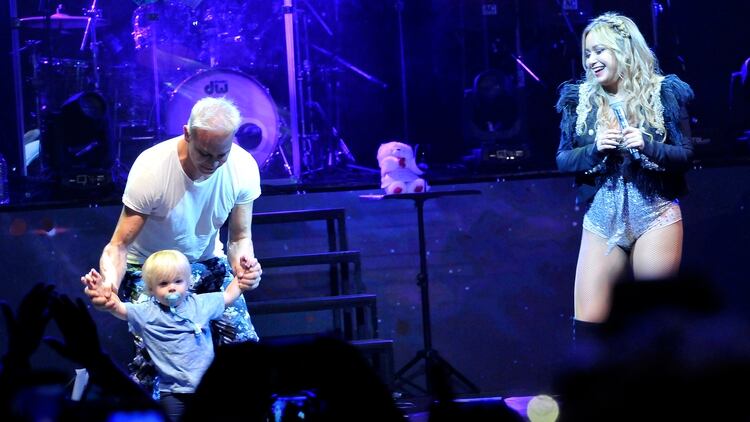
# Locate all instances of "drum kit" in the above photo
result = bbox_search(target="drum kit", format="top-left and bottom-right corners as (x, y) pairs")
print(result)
(16, 0), (287, 178)
(17, 0), (383, 182)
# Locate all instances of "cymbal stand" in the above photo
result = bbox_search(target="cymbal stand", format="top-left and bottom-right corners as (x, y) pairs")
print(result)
(258, 0), (305, 180)
(286, 1), (340, 174)
(34, 0), (58, 177)
(283, 0), (302, 178)
(26, 40), (47, 174)
(9, 0), (27, 177)
(295, 2), (381, 177)
(79, 0), (101, 91)
(297, 5), (314, 170)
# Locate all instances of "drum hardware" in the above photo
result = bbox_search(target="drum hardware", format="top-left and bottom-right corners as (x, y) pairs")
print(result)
(300, 100), (378, 177)
(290, 6), (382, 179)
(200, 0), (259, 68)
(299, 0), (333, 36)
(79, 0), (103, 91)
(283, 0), (302, 178)
(18, 13), (109, 31)
(9, 0), (27, 178)
(24, 40), (45, 162)
(131, 1), (212, 140)
(114, 0), (382, 180)
(122, 1), (296, 177)
(16, 0), (112, 183)
(165, 68), (285, 174)
(306, 100), (355, 167)
(310, 44), (388, 89)
(131, 2), (205, 74)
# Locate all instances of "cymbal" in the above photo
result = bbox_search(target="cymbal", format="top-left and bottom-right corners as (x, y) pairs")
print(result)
(20, 13), (108, 30)
(135, 46), (206, 74)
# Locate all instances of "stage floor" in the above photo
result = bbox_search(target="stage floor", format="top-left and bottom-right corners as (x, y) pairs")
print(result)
(401, 394), (536, 421)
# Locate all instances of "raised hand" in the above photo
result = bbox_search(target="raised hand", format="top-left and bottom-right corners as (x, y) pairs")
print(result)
(43, 294), (160, 410)
(0, 283), (56, 363)
(81, 268), (113, 309)
(82, 268), (104, 290)
(44, 293), (106, 368)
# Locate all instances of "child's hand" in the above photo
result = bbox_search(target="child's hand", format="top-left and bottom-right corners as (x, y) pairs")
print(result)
(102, 294), (120, 311)
(82, 268), (103, 290)
(81, 268), (112, 309)
(236, 256), (262, 291)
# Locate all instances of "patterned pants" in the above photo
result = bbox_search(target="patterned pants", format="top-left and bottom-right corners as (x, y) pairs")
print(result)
(119, 256), (259, 398)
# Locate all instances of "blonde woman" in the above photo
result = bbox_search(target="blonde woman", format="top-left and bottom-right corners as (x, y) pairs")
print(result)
(556, 12), (694, 339)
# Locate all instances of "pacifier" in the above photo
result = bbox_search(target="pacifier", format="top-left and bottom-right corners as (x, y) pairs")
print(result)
(165, 292), (181, 307)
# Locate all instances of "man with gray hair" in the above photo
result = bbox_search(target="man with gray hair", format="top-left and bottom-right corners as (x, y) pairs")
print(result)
(82, 97), (263, 397)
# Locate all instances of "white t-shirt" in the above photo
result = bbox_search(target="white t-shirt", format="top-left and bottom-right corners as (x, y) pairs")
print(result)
(123, 137), (261, 264)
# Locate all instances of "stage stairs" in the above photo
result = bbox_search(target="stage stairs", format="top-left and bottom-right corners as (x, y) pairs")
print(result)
(248, 208), (394, 385)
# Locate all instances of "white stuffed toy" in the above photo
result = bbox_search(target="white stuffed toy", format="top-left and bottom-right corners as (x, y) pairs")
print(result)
(377, 141), (427, 194)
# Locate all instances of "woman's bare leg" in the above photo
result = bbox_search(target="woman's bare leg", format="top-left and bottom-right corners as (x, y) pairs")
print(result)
(631, 221), (683, 280)
(574, 229), (629, 322)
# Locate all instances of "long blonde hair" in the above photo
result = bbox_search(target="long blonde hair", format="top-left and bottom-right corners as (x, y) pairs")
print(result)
(577, 13), (666, 141)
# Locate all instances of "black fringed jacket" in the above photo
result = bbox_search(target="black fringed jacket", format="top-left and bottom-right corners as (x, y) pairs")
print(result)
(555, 74), (694, 206)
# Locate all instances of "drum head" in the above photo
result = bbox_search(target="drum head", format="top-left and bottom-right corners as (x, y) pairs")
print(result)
(166, 69), (280, 168)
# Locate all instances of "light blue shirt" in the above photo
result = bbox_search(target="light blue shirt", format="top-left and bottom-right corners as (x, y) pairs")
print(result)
(125, 292), (225, 393)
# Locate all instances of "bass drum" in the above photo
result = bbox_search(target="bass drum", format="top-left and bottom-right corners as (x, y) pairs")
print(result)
(166, 69), (280, 169)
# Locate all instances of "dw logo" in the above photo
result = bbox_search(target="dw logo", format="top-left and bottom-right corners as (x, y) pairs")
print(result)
(204, 80), (229, 95)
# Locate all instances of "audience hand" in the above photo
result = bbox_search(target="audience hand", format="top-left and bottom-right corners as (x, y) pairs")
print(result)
(0, 283), (55, 363)
(44, 294), (106, 368)
(44, 293), (161, 411)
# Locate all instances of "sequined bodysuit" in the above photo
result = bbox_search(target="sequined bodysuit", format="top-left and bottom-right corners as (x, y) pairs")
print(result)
(583, 172), (681, 254)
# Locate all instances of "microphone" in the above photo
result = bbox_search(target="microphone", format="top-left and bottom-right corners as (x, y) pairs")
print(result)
(608, 100), (642, 160)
